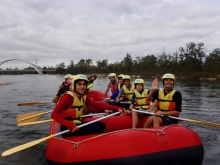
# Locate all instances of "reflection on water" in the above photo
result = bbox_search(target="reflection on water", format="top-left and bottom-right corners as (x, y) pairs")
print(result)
(0, 75), (219, 164)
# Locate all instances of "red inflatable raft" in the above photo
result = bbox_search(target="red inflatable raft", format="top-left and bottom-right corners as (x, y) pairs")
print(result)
(85, 90), (111, 113)
(46, 115), (204, 165)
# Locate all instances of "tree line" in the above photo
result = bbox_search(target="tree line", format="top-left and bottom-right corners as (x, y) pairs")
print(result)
(55, 42), (220, 77)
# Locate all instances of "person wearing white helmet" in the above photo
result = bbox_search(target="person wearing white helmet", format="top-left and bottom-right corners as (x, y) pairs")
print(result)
(143, 73), (182, 128)
(51, 74), (124, 136)
(103, 74), (124, 103)
(103, 73), (118, 99)
(115, 75), (135, 109)
(117, 74), (124, 86)
(129, 79), (155, 128)
(52, 74), (72, 103)
(103, 74), (125, 114)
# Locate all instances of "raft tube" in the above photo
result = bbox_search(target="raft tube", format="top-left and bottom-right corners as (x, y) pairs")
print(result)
(85, 90), (111, 113)
(46, 115), (204, 165)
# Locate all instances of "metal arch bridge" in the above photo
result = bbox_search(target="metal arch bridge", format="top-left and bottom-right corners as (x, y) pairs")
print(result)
(0, 59), (44, 74)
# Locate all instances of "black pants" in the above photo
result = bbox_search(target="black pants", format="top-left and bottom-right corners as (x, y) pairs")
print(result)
(109, 99), (130, 109)
(60, 122), (106, 137)
(160, 115), (178, 125)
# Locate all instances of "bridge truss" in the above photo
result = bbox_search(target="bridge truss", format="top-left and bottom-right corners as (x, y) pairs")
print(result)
(0, 59), (44, 74)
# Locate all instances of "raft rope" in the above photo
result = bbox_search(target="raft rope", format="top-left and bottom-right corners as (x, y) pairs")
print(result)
(54, 125), (174, 148)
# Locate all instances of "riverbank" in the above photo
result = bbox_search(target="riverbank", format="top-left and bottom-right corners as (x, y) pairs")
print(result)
(74, 73), (220, 81)
(130, 72), (220, 81)
(175, 72), (220, 81)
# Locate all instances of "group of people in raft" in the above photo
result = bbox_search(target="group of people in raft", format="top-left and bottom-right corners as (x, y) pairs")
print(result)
(51, 73), (182, 136)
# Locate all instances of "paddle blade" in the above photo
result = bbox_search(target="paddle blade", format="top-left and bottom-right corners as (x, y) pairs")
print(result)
(0, 80), (4, 85)
(17, 119), (82, 126)
(16, 112), (45, 124)
(2, 135), (54, 157)
(3, 111), (119, 157)
(190, 120), (220, 128)
(17, 119), (54, 126)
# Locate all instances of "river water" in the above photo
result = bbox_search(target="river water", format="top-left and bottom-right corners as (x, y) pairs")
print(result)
(0, 75), (219, 165)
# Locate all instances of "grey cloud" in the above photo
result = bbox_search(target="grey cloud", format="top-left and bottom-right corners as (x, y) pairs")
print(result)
(0, 0), (220, 68)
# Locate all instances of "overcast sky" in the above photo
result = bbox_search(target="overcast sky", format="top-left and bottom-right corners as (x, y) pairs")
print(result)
(0, 0), (220, 68)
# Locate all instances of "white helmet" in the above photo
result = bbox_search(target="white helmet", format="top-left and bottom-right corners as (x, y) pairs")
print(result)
(118, 74), (124, 79)
(70, 74), (88, 93)
(134, 79), (144, 86)
(108, 73), (116, 78)
(122, 75), (131, 81)
(162, 73), (175, 87)
(64, 74), (72, 79)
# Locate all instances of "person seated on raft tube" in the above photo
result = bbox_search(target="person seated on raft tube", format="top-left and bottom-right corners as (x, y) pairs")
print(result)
(52, 74), (72, 103)
(83, 74), (98, 114)
(143, 73), (182, 128)
(114, 75), (135, 109)
(103, 73), (118, 100)
(51, 74), (124, 136)
(86, 74), (97, 91)
(128, 78), (156, 128)
(103, 74), (124, 104)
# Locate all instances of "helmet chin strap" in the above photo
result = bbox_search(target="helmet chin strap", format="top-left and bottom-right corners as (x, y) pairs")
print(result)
(74, 90), (85, 96)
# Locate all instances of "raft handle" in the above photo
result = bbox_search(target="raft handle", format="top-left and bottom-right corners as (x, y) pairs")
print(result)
(156, 130), (165, 136)
(73, 142), (79, 148)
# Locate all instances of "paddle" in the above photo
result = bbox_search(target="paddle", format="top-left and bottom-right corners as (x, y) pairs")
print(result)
(16, 110), (53, 124)
(17, 107), (110, 124)
(17, 101), (53, 106)
(17, 113), (107, 126)
(0, 80), (4, 85)
(103, 98), (132, 104)
(2, 111), (120, 157)
(132, 109), (220, 128)
(18, 119), (54, 126)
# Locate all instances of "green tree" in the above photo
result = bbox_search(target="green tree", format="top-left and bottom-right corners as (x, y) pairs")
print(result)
(179, 42), (205, 72)
(66, 60), (75, 73)
(76, 59), (86, 67)
(56, 62), (65, 74)
(141, 55), (158, 73)
(97, 59), (108, 73)
(112, 61), (123, 74)
(121, 53), (133, 73)
(204, 48), (220, 72)
(85, 59), (93, 66)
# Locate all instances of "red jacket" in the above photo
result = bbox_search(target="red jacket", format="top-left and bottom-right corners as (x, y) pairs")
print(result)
(51, 94), (123, 131)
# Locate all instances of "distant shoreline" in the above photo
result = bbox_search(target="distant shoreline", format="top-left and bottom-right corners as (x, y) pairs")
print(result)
(85, 73), (220, 81)
(1, 73), (220, 81)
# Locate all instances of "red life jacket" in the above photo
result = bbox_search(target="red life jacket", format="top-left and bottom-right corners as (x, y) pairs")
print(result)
(110, 81), (118, 94)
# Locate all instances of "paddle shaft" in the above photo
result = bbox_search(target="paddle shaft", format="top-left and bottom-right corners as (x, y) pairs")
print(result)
(17, 101), (53, 106)
(18, 113), (107, 126)
(17, 110), (107, 124)
(132, 109), (220, 128)
(2, 111), (120, 157)
(103, 98), (132, 104)
(81, 113), (106, 117)
(54, 112), (120, 136)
